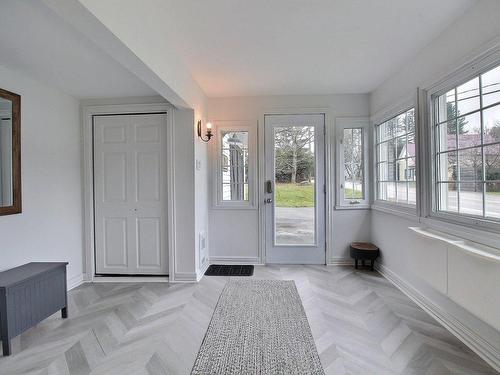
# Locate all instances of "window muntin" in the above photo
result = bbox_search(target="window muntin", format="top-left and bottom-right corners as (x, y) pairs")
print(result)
(433, 64), (500, 221)
(376, 108), (416, 206)
(220, 131), (249, 201)
(343, 128), (364, 201)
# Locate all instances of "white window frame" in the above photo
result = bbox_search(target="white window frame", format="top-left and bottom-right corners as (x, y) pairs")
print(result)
(211, 120), (257, 209)
(372, 97), (418, 217)
(424, 51), (500, 231)
(335, 117), (369, 209)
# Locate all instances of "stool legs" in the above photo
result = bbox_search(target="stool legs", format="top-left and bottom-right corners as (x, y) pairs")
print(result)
(354, 258), (376, 271)
(1, 336), (11, 356)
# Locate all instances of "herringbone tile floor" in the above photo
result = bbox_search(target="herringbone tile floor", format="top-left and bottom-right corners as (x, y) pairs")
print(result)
(0, 266), (496, 374)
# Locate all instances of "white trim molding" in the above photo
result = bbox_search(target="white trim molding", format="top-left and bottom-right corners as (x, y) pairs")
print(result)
(67, 273), (85, 291)
(335, 117), (370, 208)
(172, 271), (199, 283)
(376, 262), (500, 372)
(196, 260), (210, 281)
(81, 103), (175, 282)
(209, 256), (263, 265)
(422, 50), (500, 233)
(328, 257), (354, 266)
(93, 276), (168, 283)
(371, 202), (418, 221)
(258, 107), (333, 265)
(210, 120), (258, 210)
(371, 101), (419, 215)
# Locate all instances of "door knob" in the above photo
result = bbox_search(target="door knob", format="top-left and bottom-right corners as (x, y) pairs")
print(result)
(265, 198), (273, 204)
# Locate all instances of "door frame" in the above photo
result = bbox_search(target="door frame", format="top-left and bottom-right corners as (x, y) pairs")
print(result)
(82, 103), (175, 282)
(258, 108), (333, 265)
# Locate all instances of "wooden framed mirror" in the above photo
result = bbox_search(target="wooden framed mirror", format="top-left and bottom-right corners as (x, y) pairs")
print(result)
(0, 88), (21, 215)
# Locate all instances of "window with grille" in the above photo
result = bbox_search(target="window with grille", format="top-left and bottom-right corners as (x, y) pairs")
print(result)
(375, 108), (417, 207)
(432, 64), (500, 221)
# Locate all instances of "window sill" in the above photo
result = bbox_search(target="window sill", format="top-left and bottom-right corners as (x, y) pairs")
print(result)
(211, 203), (258, 210)
(408, 226), (500, 263)
(419, 216), (500, 250)
(371, 202), (417, 220)
(335, 205), (370, 211)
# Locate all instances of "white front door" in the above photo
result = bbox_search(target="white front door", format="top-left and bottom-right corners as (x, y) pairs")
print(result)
(264, 114), (326, 264)
(94, 113), (168, 275)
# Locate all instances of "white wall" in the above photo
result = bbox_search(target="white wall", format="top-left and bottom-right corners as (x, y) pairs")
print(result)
(371, 0), (500, 114)
(44, 0), (211, 279)
(195, 136), (210, 273)
(75, 0), (211, 278)
(369, 0), (500, 365)
(69, 0), (206, 112)
(0, 65), (83, 287)
(172, 108), (199, 280)
(208, 94), (371, 263)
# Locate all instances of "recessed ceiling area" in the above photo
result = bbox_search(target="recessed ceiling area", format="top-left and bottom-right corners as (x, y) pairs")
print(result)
(0, 1), (157, 99)
(160, 0), (477, 97)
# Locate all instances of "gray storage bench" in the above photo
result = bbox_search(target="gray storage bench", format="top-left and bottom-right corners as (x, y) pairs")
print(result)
(0, 262), (68, 356)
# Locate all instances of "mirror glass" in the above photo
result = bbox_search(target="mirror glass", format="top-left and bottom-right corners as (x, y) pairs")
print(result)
(0, 96), (13, 207)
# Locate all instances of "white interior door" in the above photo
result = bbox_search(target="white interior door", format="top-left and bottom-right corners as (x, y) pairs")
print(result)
(94, 113), (168, 275)
(264, 114), (325, 264)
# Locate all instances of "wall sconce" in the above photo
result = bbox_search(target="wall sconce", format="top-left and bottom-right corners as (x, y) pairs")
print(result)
(197, 120), (213, 142)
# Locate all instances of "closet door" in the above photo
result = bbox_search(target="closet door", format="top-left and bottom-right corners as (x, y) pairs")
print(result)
(94, 113), (168, 275)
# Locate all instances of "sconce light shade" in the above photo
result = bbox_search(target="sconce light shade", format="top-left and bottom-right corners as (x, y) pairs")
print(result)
(197, 120), (213, 142)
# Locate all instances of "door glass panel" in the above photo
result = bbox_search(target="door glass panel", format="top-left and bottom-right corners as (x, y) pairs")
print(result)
(221, 131), (249, 201)
(274, 126), (315, 245)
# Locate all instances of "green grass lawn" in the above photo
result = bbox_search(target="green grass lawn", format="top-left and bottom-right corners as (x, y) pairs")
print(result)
(275, 183), (314, 207)
(344, 188), (363, 199)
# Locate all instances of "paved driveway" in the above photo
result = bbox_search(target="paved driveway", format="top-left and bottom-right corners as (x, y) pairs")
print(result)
(274, 191), (500, 245)
(446, 190), (500, 217)
(275, 207), (315, 245)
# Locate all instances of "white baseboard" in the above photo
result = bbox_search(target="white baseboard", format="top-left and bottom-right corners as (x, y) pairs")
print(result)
(92, 275), (168, 283)
(171, 271), (198, 283)
(196, 260), (210, 281)
(328, 257), (354, 266)
(376, 262), (500, 372)
(209, 256), (263, 265)
(67, 273), (85, 290)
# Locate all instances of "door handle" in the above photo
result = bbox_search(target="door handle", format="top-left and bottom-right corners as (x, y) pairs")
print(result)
(265, 198), (273, 204)
(266, 180), (273, 194)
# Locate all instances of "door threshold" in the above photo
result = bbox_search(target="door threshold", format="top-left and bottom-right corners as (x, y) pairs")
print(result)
(93, 275), (169, 283)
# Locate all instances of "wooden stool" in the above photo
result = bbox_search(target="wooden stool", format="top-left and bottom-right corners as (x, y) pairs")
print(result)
(350, 242), (379, 271)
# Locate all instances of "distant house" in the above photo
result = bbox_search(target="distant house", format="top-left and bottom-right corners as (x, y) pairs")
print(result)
(398, 134), (500, 190)
(396, 143), (416, 182)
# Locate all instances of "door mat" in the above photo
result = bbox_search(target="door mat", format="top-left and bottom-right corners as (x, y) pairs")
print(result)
(204, 264), (254, 276)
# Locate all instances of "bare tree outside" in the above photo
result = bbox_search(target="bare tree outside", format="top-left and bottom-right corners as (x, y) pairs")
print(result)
(274, 126), (314, 184)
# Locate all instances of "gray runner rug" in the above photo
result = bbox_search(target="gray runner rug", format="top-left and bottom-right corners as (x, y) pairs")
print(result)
(191, 279), (325, 375)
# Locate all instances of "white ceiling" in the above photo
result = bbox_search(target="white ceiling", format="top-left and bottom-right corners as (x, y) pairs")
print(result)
(162, 0), (477, 97)
(0, 1), (157, 99)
